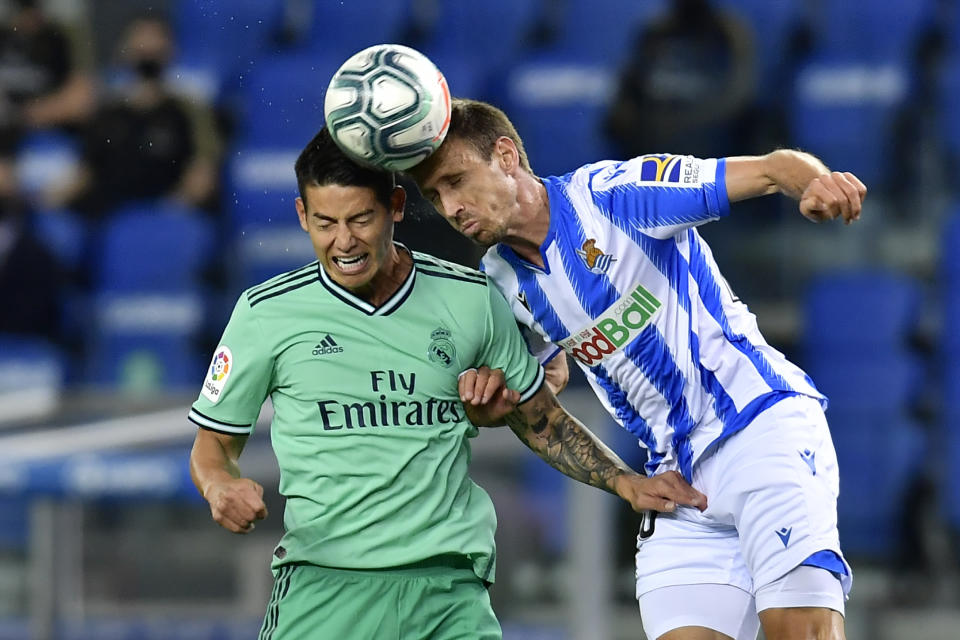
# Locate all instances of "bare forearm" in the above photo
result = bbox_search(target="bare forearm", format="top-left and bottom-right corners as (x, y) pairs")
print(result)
(189, 430), (244, 497)
(505, 397), (633, 495)
(726, 149), (829, 202)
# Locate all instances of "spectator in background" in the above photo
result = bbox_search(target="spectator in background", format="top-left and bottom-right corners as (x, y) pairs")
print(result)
(0, 154), (63, 341)
(605, 0), (756, 160)
(0, 0), (95, 154)
(49, 14), (222, 218)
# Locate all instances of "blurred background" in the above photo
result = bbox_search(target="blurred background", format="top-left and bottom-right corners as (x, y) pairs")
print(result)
(0, 0), (957, 638)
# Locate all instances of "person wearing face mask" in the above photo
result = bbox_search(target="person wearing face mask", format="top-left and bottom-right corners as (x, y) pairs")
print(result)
(48, 15), (221, 218)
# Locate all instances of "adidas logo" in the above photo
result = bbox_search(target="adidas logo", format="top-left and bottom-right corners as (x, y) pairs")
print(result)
(312, 334), (344, 356)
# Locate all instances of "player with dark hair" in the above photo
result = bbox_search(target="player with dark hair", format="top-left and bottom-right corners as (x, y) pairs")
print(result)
(188, 127), (706, 639)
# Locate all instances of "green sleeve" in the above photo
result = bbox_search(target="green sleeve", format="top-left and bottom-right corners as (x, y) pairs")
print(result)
(475, 282), (545, 403)
(187, 295), (273, 434)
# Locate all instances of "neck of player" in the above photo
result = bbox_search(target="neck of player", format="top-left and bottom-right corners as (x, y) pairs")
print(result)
(504, 177), (551, 268)
(357, 243), (412, 306)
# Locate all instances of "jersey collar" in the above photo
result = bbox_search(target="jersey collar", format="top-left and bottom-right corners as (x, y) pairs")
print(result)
(495, 177), (562, 275)
(317, 243), (417, 316)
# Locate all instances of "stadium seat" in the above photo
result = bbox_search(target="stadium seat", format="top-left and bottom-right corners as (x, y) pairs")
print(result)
(173, 0), (287, 73)
(812, 0), (936, 62)
(715, 0), (805, 100)
(224, 146), (301, 228)
(829, 411), (926, 557)
(802, 269), (921, 353)
(549, 0), (669, 63)
(306, 0), (411, 55)
(85, 205), (214, 390)
(91, 203), (214, 292)
(421, 0), (542, 72)
(789, 55), (912, 188)
(237, 52), (342, 148)
(938, 54), (960, 165)
(497, 48), (619, 177)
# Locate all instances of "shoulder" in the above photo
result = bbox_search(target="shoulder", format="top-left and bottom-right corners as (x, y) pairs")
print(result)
(413, 251), (488, 287)
(243, 261), (320, 309)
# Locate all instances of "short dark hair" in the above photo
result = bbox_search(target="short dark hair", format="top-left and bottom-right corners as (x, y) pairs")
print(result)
(295, 127), (395, 208)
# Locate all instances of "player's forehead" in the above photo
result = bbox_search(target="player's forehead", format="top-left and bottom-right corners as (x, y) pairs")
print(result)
(302, 183), (384, 217)
(415, 137), (485, 187)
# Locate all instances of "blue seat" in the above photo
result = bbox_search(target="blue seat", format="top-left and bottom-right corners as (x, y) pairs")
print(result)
(306, 0), (411, 55)
(237, 52), (342, 147)
(789, 55), (912, 188)
(421, 0), (541, 72)
(224, 145), (301, 227)
(85, 205), (213, 390)
(813, 0), (935, 62)
(550, 0), (669, 63)
(829, 411), (926, 557)
(716, 0), (805, 99)
(174, 0), (286, 72)
(802, 269), (921, 353)
(498, 48), (618, 177)
(806, 355), (924, 412)
(86, 292), (207, 389)
(92, 203), (214, 292)
(939, 55), (960, 166)
(234, 224), (318, 290)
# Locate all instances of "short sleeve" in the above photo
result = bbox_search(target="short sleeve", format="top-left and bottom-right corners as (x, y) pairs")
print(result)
(474, 283), (545, 404)
(585, 155), (730, 240)
(188, 296), (273, 434)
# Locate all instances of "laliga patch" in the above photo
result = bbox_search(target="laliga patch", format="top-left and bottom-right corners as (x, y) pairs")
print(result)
(202, 346), (233, 403)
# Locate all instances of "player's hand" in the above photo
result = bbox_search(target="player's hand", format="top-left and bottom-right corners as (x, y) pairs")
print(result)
(459, 365), (521, 427)
(799, 171), (867, 225)
(613, 470), (707, 513)
(203, 477), (268, 534)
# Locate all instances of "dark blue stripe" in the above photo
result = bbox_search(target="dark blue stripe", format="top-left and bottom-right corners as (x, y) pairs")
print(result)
(591, 365), (664, 475)
(497, 245), (568, 341)
(687, 229), (793, 392)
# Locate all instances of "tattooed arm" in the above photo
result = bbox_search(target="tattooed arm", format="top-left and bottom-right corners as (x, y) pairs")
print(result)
(504, 384), (707, 513)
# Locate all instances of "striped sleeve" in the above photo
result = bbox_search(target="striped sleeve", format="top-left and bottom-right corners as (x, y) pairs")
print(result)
(584, 155), (730, 240)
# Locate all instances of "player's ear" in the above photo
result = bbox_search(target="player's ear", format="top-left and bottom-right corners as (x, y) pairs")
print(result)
(495, 137), (519, 173)
(295, 197), (309, 232)
(390, 185), (406, 222)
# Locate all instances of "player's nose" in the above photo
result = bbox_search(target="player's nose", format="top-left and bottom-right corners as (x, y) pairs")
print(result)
(333, 223), (355, 249)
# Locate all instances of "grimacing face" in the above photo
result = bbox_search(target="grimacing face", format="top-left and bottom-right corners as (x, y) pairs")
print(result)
(296, 183), (404, 295)
(414, 137), (519, 247)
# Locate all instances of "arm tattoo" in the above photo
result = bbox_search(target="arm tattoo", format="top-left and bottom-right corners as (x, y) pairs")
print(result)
(505, 393), (630, 495)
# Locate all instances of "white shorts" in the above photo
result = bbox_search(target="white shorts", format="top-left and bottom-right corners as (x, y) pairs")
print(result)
(634, 395), (852, 636)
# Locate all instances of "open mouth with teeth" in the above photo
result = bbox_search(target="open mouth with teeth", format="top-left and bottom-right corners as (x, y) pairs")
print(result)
(332, 254), (369, 274)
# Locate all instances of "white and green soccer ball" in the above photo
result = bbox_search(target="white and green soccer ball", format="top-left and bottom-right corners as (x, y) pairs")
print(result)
(324, 44), (451, 171)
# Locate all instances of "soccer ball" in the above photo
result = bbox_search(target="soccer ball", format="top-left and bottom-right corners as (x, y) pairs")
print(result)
(324, 44), (451, 171)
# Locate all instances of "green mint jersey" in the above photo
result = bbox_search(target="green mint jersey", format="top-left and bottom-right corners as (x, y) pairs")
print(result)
(189, 248), (544, 583)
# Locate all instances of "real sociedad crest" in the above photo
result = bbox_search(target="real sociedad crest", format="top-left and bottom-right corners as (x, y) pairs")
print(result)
(576, 239), (616, 274)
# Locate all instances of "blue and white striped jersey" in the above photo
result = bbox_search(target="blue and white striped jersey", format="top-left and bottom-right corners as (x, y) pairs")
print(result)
(482, 154), (825, 480)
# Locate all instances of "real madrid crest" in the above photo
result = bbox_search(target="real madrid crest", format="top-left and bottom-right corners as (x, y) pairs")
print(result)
(428, 326), (456, 368)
